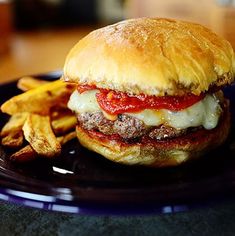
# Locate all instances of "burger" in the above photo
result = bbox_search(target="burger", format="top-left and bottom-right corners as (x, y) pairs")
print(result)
(63, 18), (235, 167)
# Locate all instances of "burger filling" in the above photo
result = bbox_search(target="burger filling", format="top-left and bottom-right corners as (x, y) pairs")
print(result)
(68, 86), (223, 141)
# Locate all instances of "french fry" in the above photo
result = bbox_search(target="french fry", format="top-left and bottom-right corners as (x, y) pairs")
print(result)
(10, 131), (77, 162)
(1, 113), (29, 148)
(1, 77), (78, 161)
(52, 114), (77, 135)
(10, 145), (37, 162)
(50, 107), (73, 120)
(1, 112), (28, 136)
(23, 114), (61, 157)
(1, 80), (76, 115)
(17, 76), (49, 91)
(1, 130), (24, 148)
(57, 131), (76, 145)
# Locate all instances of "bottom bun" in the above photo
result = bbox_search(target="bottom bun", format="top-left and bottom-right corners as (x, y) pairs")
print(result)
(76, 106), (231, 168)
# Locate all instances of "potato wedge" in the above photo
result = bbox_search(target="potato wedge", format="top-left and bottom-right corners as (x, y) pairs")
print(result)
(1, 80), (76, 115)
(57, 131), (76, 145)
(1, 130), (24, 148)
(10, 131), (77, 162)
(1, 112), (28, 136)
(50, 107), (73, 120)
(10, 145), (37, 162)
(1, 113), (28, 148)
(52, 114), (77, 135)
(23, 114), (61, 157)
(17, 76), (49, 91)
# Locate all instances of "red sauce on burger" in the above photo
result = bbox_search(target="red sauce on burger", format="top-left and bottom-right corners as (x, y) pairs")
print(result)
(77, 85), (205, 115)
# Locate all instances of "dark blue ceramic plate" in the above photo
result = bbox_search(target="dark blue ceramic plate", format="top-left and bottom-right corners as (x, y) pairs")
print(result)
(0, 71), (235, 215)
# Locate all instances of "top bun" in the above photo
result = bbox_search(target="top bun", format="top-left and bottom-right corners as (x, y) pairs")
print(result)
(63, 18), (235, 96)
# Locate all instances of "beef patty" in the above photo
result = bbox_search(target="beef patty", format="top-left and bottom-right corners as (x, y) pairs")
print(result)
(77, 112), (189, 140)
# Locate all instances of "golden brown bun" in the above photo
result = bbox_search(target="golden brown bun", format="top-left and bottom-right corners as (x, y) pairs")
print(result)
(76, 104), (230, 167)
(64, 18), (235, 96)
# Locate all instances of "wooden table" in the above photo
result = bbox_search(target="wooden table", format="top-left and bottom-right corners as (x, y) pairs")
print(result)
(0, 27), (94, 82)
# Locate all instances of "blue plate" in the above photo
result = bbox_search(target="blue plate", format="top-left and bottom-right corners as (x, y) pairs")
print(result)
(0, 71), (235, 215)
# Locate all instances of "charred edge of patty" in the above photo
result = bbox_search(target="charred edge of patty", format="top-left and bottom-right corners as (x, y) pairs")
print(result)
(77, 111), (206, 143)
(77, 102), (230, 150)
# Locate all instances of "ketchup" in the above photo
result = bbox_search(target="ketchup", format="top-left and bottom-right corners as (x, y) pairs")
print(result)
(77, 85), (205, 115)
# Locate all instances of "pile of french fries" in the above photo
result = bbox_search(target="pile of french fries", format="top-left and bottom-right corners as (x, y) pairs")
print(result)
(0, 76), (77, 162)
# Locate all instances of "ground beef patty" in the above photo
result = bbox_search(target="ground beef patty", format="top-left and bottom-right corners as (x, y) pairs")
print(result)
(77, 111), (188, 140)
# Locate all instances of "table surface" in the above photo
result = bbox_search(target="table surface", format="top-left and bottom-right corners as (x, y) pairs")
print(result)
(0, 27), (94, 82)
(1, 18), (235, 234)
(1, 199), (235, 235)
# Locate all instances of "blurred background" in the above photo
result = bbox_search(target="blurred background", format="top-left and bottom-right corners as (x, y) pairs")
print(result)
(0, 0), (235, 82)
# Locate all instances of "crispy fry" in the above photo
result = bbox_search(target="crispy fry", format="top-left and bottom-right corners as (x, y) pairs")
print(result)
(50, 107), (73, 120)
(10, 131), (77, 162)
(17, 76), (49, 91)
(57, 131), (76, 145)
(1, 112), (28, 136)
(1, 113), (28, 148)
(1, 80), (76, 115)
(23, 114), (61, 157)
(1, 77), (78, 161)
(10, 145), (37, 162)
(1, 130), (24, 148)
(52, 114), (77, 135)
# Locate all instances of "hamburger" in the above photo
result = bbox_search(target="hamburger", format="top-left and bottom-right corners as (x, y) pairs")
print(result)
(63, 18), (235, 167)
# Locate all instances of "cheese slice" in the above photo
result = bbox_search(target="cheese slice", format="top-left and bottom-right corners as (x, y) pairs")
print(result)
(68, 90), (222, 130)
(68, 90), (100, 113)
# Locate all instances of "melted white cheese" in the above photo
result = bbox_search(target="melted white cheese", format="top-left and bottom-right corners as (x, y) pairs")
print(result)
(68, 90), (100, 113)
(68, 90), (222, 130)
